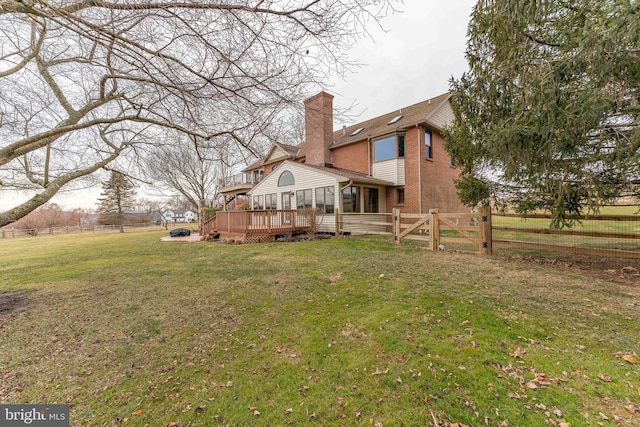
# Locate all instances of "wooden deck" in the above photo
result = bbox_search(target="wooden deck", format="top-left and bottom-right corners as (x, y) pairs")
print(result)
(202, 210), (312, 243)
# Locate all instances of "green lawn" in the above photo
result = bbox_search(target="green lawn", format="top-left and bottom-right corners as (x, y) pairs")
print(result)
(1, 232), (639, 426)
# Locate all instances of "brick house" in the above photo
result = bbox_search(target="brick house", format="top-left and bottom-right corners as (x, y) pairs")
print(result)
(219, 91), (466, 220)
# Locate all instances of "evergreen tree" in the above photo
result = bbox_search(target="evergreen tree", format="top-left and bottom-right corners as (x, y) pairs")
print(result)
(446, 0), (640, 227)
(97, 171), (137, 232)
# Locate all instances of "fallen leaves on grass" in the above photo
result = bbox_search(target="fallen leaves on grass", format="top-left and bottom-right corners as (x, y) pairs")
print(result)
(626, 403), (640, 413)
(370, 367), (389, 376)
(597, 373), (612, 382)
(509, 347), (527, 358)
(621, 354), (638, 364)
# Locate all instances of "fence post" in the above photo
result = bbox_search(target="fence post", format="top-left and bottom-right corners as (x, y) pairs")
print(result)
(334, 208), (340, 236)
(481, 206), (493, 256)
(392, 208), (401, 245)
(429, 209), (440, 251)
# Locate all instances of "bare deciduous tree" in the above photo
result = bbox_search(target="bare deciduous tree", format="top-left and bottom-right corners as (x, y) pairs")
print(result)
(143, 133), (244, 213)
(0, 0), (400, 227)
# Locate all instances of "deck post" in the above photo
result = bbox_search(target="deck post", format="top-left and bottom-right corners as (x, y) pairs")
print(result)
(334, 208), (340, 235)
(267, 210), (272, 233)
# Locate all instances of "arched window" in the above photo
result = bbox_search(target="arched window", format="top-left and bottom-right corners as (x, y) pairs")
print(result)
(277, 170), (295, 187)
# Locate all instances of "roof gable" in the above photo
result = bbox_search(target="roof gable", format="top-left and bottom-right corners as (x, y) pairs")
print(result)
(244, 143), (301, 172)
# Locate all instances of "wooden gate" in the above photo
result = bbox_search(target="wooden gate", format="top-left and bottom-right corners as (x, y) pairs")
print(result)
(392, 207), (492, 255)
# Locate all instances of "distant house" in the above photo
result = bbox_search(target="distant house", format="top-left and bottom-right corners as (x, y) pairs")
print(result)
(219, 91), (465, 216)
(163, 209), (196, 223)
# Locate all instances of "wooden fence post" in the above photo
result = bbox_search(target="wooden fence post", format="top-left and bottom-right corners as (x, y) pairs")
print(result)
(429, 209), (440, 251)
(481, 205), (492, 256)
(392, 208), (401, 245)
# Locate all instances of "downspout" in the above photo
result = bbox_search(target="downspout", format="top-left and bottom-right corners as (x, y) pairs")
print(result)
(367, 138), (371, 176)
(417, 125), (422, 214)
(340, 180), (354, 191)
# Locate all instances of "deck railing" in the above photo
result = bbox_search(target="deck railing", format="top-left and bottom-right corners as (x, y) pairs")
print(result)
(216, 210), (311, 234)
(220, 172), (264, 190)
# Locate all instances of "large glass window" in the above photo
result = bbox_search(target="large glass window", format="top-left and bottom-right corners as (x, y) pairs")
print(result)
(342, 186), (360, 213)
(374, 134), (405, 162)
(265, 193), (277, 210)
(364, 188), (379, 213)
(252, 195), (264, 210)
(374, 136), (396, 162)
(425, 130), (433, 159)
(278, 170), (295, 186)
(315, 186), (335, 214)
(296, 189), (312, 209)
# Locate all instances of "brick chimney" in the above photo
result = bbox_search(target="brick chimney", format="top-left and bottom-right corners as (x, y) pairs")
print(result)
(304, 91), (334, 167)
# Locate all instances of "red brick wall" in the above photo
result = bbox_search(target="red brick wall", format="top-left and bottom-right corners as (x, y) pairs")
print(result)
(392, 127), (466, 214)
(331, 140), (369, 174)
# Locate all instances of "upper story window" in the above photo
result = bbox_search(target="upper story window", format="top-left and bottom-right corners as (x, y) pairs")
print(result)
(374, 134), (405, 162)
(398, 135), (405, 158)
(277, 170), (294, 186)
(425, 130), (433, 159)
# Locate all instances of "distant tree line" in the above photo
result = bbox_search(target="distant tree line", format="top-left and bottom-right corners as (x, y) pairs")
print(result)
(3, 204), (92, 232)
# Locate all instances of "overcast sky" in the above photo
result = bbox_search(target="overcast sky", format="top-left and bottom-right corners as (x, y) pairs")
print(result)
(330, 0), (476, 126)
(0, 0), (476, 212)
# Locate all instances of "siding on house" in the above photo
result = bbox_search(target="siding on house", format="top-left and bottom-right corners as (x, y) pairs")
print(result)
(425, 99), (455, 130)
(251, 162), (340, 211)
(249, 161), (390, 233)
(372, 159), (405, 186)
